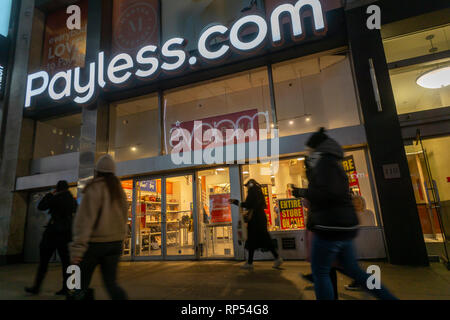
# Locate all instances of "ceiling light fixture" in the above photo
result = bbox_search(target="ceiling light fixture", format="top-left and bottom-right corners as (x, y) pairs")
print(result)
(416, 66), (450, 89)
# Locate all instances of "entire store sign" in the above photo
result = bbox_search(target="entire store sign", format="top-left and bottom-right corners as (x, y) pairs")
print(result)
(261, 184), (272, 228)
(278, 198), (305, 230)
(210, 193), (232, 223)
(342, 155), (361, 195)
(24, 0), (327, 108)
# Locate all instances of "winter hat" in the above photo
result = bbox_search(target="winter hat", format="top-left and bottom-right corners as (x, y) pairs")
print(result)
(306, 127), (328, 149)
(56, 180), (69, 192)
(96, 154), (116, 174)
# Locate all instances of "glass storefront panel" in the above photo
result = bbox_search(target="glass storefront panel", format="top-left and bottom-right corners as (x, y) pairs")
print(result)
(271, 53), (361, 137)
(405, 136), (450, 259)
(121, 180), (133, 257)
(197, 168), (234, 258)
(109, 94), (160, 162)
(166, 175), (195, 256)
(33, 113), (81, 159)
(135, 178), (163, 256)
(241, 150), (378, 232)
(161, 0), (264, 52)
(163, 67), (273, 154)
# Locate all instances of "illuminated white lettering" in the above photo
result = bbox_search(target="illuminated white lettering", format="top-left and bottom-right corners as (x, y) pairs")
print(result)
(135, 45), (159, 78)
(230, 15), (268, 51)
(161, 38), (186, 71)
(48, 70), (72, 101)
(25, 71), (49, 108)
(270, 0), (325, 43)
(74, 62), (96, 104)
(198, 25), (229, 60)
(107, 53), (134, 84)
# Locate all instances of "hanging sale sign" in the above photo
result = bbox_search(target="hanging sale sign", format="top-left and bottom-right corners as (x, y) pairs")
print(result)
(41, 0), (88, 74)
(210, 193), (231, 223)
(278, 198), (305, 230)
(261, 184), (272, 228)
(342, 155), (361, 195)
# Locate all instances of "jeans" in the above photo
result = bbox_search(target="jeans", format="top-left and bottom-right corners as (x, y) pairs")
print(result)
(33, 231), (71, 291)
(311, 235), (397, 300)
(79, 241), (127, 300)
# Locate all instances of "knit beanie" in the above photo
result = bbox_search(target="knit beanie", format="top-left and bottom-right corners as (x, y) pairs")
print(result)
(306, 127), (328, 149)
(96, 154), (116, 174)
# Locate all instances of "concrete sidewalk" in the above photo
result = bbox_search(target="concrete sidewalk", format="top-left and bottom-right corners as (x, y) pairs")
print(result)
(1, 261), (449, 300)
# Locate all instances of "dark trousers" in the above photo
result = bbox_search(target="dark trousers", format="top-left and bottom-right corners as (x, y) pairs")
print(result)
(80, 241), (127, 300)
(33, 231), (71, 291)
(311, 236), (397, 300)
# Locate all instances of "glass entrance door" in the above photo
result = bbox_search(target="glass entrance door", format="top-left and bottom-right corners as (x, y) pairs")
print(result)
(135, 178), (163, 257)
(197, 168), (234, 258)
(165, 175), (196, 257)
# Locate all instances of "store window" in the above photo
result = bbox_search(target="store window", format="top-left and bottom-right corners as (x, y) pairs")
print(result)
(162, 0), (264, 52)
(271, 53), (361, 137)
(383, 24), (450, 114)
(33, 113), (81, 159)
(198, 168), (233, 258)
(241, 150), (378, 231)
(163, 67), (273, 154)
(121, 180), (133, 257)
(109, 93), (160, 162)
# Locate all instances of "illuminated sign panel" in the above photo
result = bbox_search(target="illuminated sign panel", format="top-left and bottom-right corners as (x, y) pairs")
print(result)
(0, 0), (12, 38)
(25, 0), (327, 108)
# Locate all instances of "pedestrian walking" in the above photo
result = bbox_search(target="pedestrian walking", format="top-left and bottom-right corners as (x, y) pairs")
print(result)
(69, 154), (128, 300)
(292, 128), (397, 300)
(25, 180), (77, 296)
(229, 179), (283, 270)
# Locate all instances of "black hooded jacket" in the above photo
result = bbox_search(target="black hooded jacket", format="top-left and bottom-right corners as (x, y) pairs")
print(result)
(38, 190), (78, 234)
(299, 138), (359, 240)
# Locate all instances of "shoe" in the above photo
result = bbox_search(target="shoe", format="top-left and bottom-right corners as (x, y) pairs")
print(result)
(240, 263), (254, 270)
(24, 286), (39, 295)
(55, 288), (68, 296)
(300, 273), (314, 283)
(345, 281), (362, 291)
(273, 257), (283, 268)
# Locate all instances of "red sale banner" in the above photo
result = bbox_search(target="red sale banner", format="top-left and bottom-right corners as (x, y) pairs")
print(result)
(170, 109), (261, 151)
(278, 198), (305, 230)
(342, 155), (361, 195)
(261, 184), (272, 228)
(210, 194), (231, 223)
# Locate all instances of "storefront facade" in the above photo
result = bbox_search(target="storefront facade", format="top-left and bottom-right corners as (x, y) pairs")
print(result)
(1, 0), (448, 266)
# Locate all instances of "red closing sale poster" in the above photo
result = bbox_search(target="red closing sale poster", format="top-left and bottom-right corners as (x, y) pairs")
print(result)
(278, 198), (305, 230)
(261, 185), (272, 228)
(210, 194), (231, 223)
(342, 155), (361, 195)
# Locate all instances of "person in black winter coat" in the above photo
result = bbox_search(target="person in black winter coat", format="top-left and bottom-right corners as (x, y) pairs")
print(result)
(230, 179), (283, 270)
(25, 181), (77, 296)
(292, 128), (397, 300)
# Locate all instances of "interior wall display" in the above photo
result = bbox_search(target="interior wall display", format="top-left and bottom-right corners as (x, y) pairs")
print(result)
(41, 0), (88, 74)
(261, 184), (272, 228)
(278, 198), (305, 230)
(170, 109), (260, 151)
(112, 0), (160, 55)
(342, 155), (361, 195)
(209, 193), (231, 223)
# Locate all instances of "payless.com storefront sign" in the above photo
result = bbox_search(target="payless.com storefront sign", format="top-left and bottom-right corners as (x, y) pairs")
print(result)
(24, 0), (327, 108)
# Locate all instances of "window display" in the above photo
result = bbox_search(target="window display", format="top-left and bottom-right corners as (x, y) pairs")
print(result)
(242, 149), (378, 231)
(121, 180), (133, 256)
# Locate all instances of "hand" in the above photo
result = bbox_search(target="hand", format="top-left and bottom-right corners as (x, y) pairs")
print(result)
(71, 257), (82, 265)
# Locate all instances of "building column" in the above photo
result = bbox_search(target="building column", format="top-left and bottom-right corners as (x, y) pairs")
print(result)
(0, 0), (35, 264)
(345, 5), (429, 266)
(77, 0), (111, 193)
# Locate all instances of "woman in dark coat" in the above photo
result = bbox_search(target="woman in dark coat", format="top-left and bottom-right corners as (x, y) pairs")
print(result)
(230, 179), (283, 270)
(25, 180), (77, 296)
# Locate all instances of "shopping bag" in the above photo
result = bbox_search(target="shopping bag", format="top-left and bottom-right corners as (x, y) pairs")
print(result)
(237, 208), (248, 244)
